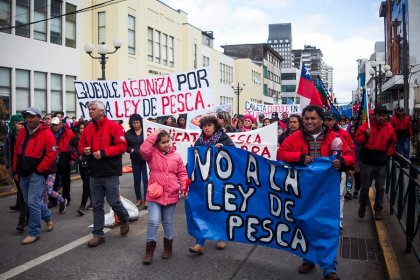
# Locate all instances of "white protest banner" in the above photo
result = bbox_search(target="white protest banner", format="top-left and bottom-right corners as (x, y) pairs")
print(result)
(74, 68), (214, 119)
(245, 101), (301, 119)
(143, 119), (278, 161)
(185, 103), (233, 130)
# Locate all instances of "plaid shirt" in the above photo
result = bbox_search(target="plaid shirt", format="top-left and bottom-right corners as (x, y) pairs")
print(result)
(303, 129), (326, 158)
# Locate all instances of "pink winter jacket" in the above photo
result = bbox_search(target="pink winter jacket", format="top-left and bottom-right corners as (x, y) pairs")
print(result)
(140, 133), (188, 205)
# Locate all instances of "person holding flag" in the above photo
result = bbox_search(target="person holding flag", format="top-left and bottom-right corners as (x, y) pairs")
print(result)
(353, 105), (396, 221)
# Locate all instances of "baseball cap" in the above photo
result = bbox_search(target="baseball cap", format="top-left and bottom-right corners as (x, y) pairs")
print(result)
(271, 112), (279, 120)
(324, 110), (335, 120)
(22, 106), (42, 117)
(258, 113), (265, 118)
(51, 117), (61, 125)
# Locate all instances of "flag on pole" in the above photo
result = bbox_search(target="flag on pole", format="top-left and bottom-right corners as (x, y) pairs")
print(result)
(296, 63), (323, 108)
(316, 78), (341, 118)
(363, 88), (371, 128)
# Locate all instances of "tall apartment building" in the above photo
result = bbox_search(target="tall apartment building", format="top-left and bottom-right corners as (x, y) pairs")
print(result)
(292, 45), (324, 83)
(267, 23), (292, 68)
(222, 44), (282, 106)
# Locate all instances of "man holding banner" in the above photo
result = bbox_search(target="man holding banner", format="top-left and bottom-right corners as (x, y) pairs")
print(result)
(277, 105), (355, 280)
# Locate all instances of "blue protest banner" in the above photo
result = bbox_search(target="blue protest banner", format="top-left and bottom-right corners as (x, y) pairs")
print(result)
(185, 146), (340, 266)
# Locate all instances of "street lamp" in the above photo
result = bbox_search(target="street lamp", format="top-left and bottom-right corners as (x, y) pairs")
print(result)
(84, 39), (122, 80)
(369, 61), (393, 106)
(231, 82), (246, 115)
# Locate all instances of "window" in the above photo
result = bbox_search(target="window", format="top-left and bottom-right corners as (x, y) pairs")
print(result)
(34, 72), (47, 112)
(147, 27), (153, 61)
(168, 36), (174, 67)
(154, 30), (160, 63)
(51, 74), (62, 112)
(16, 0), (30, 37)
(0, 0), (11, 34)
(34, 0), (47, 41)
(98, 12), (105, 44)
(65, 3), (76, 48)
(162, 33), (167, 65)
(66, 76), (76, 117)
(15, 69), (30, 112)
(0, 67), (11, 111)
(128, 15), (135, 55)
(281, 73), (296, 80)
(50, 0), (62, 44)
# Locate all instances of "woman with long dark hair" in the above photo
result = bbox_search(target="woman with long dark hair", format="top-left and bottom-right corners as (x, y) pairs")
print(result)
(125, 114), (149, 208)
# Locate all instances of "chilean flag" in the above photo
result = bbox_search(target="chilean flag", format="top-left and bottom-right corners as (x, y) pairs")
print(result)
(296, 63), (323, 108)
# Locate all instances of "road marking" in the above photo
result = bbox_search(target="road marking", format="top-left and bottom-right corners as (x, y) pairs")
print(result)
(0, 211), (147, 280)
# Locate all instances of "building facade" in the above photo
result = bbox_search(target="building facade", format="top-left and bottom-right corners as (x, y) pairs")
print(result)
(267, 23), (292, 68)
(222, 44), (282, 106)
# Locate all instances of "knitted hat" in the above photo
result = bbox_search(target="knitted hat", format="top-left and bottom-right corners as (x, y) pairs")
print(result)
(242, 114), (256, 123)
(8, 114), (24, 138)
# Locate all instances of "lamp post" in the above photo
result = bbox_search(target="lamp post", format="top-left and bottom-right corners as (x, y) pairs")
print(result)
(369, 61), (393, 107)
(84, 39), (122, 80)
(231, 82), (246, 115)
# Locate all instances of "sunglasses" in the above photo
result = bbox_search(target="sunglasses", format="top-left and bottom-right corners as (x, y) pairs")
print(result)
(217, 115), (224, 119)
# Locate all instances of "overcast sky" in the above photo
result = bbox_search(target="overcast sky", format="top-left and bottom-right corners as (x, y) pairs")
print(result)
(162, 0), (384, 103)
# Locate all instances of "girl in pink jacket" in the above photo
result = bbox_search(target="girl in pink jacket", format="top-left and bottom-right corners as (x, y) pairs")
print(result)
(139, 128), (188, 265)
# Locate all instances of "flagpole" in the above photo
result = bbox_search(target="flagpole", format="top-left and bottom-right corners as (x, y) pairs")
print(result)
(365, 89), (371, 129)
(293, 59), (303, 105)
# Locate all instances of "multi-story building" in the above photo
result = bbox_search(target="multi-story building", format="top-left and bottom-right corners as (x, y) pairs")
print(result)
(1, 0), (264, 120)
(292, 45), (324, 83)
(267, 23), (292, 68)
(0, 0), (82, 117)
(222, 44), (282, 106)
(378, 0), (420, 114)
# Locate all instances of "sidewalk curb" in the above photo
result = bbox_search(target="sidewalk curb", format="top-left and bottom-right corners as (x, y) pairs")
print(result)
(369, 188), (402, 280)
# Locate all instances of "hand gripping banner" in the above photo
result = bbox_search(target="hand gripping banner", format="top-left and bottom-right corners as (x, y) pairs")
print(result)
(185, 146), (340, 266)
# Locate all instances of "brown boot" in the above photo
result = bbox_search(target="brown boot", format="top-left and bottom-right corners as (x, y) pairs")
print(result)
(143, 241), (156, 265)
(120, 221), (130, 236)
(87, 236), (105, 247)
(161, 238), (173, 259)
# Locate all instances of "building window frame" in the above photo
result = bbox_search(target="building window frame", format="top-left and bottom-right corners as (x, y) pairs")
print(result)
(50, 73), (63, 112)
(0, 67), (11, 112)
(168, 36), (174, 67)
(34, 0), (47, 41)
(128, 15), (135, 55)
(147, 27), (153, 62)
(65, 3), (76, 48)
(50, 0), (62, 45)
(65, 75), (76, 117)
(98, 11), (106, 44)
(34, 71), (47, 112)
(15, 69), (30, 112)
(15, 0), (30, 37)
(154, 30), (161, 63)
(0, 0), (11, 34)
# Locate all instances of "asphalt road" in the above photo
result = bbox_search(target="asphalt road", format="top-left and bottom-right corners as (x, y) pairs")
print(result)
(0, 172), (386, 280)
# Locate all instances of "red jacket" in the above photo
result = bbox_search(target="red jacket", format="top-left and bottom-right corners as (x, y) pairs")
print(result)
(353, 118), (396, 165)
(13, 123), (58, 177)
(390, 114), (412, 139)
(277, 128), (355, 169)
(140, 133), (188, 206)
(53, 127), (76, 164)
(78, 117), (127, 177)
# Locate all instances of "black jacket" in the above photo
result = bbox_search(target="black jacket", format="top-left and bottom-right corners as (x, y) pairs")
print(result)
(125, 129), (146, 163)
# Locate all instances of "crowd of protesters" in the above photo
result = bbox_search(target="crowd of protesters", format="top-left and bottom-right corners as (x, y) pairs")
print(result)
(3, 101), (416, 280)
